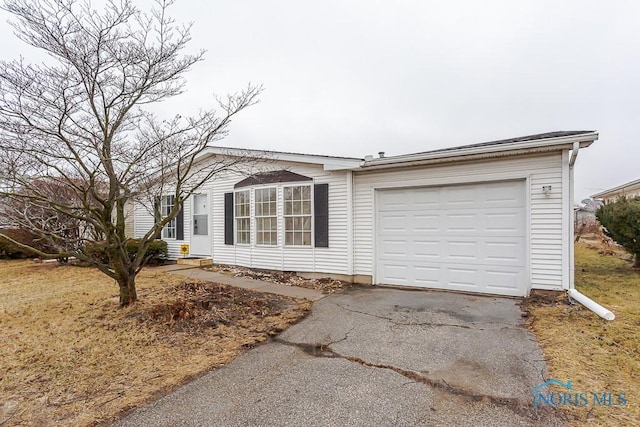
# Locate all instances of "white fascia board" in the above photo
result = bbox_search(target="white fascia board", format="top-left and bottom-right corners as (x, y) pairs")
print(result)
(199, 146), (363, 170)
(361, 132), (599, 169)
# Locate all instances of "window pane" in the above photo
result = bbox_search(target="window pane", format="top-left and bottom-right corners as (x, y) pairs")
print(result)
(284, 187), (292, 199)
(302, 200), (311, 215)
(294, 232), (302, 245)
(286, 232), (293, 245)
(301, 186), (310, 199)
(193, 214), (208, 235)
(302, 216), (311, 231)
(303, 232), (311, 246)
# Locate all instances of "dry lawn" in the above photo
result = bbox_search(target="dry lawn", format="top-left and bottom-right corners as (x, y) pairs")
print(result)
(0, 260), (311, 426)
(526, 239), (639, 426)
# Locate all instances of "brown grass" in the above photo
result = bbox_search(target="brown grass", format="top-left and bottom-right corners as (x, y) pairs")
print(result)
(0, 260), (311, 426)
(526, 237), (640, 426)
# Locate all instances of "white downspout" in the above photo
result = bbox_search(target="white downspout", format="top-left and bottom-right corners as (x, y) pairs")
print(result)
(567, 141), (615, 321)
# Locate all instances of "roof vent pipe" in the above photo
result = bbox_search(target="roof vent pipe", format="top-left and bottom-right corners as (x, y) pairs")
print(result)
(378, 151), (385, 158)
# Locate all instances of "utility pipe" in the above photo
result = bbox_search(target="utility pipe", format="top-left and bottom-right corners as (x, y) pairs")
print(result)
(567, 141), (615, 321)
(568, 289), (615, 321)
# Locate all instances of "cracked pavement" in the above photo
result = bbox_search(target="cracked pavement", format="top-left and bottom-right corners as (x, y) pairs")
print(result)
(113, 287), (564, 426)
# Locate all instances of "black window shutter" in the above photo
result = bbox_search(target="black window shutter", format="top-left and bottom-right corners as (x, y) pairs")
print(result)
(176, 202), (184, 240)
(224, 192), (234, 245)
(314, 184), (329, 247)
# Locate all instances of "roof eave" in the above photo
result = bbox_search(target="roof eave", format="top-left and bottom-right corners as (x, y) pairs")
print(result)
(199, 146), (363, 170)
(360, 132), (599, 170)
(591, 178), (640, 199)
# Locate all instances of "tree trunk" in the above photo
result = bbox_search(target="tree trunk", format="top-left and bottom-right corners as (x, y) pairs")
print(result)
(117, 274), (137, 307)
(634, 254), (640, 269)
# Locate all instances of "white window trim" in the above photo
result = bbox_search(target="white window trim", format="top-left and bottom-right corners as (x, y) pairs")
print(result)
(234, 190), (251, 245)
(161, 195), (176, 240)
(283, 184), (313, 247)
(254, 186), (278, 246)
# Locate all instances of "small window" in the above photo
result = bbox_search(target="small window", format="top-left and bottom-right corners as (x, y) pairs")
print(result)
(161, 195), (176, 239)
(255, 187), (277, 245)
(235, 190), (250, 244)
(284, 185), (312, 246)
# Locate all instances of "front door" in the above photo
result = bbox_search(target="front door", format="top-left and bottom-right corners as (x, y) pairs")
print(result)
(190, 192), (211, 256)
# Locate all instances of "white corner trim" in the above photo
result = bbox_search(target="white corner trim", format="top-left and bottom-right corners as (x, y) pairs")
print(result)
(346, 171), (354, 275)
(561, 150), (571, 289)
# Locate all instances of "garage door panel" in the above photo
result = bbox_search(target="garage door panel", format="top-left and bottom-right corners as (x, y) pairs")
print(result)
(447, 241), (478, 260)
(379, 263), (410, 284)
(483, 183), (526, 208)
(485, 212), (521, 232)
(378, 212), (410, 231)
(414, 240), (441, 258)
(447, 266), (479, 288)
(413, 214), (440, 231)
(379, 239), (408, 257)
(376, 180), (527, 296)
(446, 213), (478, 231)
(413, 189), (441, 209)
(414, 266), (441, 287)
(485, 241), (523, 263)
(485, 269), (523, 292)
(443, 186), (478, 208)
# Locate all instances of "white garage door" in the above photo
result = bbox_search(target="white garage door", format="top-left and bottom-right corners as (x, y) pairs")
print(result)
(376, 180), (527, 296)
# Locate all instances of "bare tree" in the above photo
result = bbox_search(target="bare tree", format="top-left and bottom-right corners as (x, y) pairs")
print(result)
(0, 0), (262, 306)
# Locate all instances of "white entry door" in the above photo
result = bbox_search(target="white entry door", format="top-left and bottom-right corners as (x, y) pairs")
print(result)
(190, 193), (211, 256)
(376, 180), (527, 296)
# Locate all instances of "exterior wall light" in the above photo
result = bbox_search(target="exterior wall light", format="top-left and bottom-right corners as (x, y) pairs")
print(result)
(542, 185), (552, 195)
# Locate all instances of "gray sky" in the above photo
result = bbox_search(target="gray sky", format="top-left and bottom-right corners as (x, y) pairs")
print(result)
(1, 0), (639, 201)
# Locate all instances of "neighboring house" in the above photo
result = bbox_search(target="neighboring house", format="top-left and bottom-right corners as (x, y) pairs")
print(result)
(574, 199), (601, 228)
(591, 178), (640, 202)
(134, 130), (598, 297)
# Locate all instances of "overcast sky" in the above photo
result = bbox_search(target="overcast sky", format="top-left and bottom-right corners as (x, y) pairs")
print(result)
(1, 0), (639, 201)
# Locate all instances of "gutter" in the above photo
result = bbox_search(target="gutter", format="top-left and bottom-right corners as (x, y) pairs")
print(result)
(567, 141), (615, 321)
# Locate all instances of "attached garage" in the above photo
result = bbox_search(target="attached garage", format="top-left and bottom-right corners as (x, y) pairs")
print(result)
(376, 180), (527, 296)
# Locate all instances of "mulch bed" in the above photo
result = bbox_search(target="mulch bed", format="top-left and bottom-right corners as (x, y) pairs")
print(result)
(203, 264), (352, 294)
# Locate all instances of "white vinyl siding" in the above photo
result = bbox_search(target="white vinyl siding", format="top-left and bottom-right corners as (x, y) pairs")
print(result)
(206, 162), (349, 275)
(354, 152), (566, 292)
(133, 196), (190, 260)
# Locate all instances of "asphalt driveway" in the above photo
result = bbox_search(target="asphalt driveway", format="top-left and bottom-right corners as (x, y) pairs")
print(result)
(114, 287), (563, 426)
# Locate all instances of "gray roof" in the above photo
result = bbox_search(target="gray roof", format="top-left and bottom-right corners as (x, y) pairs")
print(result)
(407, 131), (595, 157)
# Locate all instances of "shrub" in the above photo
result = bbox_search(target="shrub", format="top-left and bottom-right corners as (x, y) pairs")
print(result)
(0, 228), (40, 259)
(86, 239), (168, 266)
(596, 197), (640, 268)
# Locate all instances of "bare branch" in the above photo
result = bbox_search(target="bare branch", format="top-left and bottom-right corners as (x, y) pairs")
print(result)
(0, 0), (261, 306)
